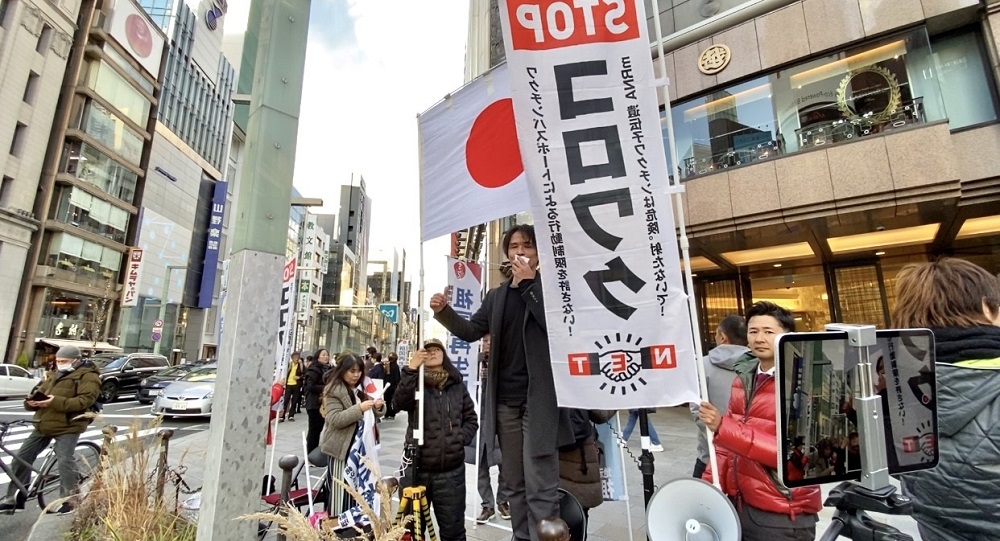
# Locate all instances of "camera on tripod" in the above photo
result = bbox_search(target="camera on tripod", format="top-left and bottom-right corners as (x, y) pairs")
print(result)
(774, 324), (939, 541)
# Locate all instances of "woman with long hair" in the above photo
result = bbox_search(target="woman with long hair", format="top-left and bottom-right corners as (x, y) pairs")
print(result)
(319, 352), (385, 514)
(304, 348), (332, 452)
(891, 257), (1000, 541)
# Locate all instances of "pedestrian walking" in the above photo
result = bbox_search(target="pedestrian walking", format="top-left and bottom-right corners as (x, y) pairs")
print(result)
(621, 409), (663, 452)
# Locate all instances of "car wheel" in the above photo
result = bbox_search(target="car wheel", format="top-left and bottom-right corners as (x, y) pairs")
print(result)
(100, 381), (119, 402)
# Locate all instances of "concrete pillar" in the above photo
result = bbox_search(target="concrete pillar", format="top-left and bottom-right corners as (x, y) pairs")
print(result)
(195, 0), (311, 538)
(0, 235), (30, 360)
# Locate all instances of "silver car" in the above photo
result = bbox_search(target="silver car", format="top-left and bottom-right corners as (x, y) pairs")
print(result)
(151, 364), (216, 418)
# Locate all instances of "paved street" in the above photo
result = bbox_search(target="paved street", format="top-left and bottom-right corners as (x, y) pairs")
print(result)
(36, 404), (918, 541)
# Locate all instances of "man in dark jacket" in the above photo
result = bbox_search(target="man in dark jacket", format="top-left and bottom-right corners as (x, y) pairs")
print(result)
(0, 345), (100, 515)
(394, 339), (478, 541)
(432, 224), (559, 541)
(304, 349), (332, 452)
(368, 352), (401, 419)
(699, 302), (821, 540)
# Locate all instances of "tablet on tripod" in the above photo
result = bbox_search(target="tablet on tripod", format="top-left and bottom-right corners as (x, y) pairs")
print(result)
(775, 329), (938, 488)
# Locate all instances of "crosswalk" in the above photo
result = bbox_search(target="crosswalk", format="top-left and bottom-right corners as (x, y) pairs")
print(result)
(0, 423), (160, 493)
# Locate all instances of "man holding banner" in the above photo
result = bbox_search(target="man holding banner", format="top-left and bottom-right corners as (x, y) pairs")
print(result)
(432, 224), (560, 541)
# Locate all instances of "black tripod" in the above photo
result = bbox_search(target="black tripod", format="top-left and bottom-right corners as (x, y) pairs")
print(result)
(818, 482), (914, 541)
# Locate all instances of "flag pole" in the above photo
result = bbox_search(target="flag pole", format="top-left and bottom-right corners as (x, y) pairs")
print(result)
(415, 113), (426, 446)
(650, 0), (718, 488)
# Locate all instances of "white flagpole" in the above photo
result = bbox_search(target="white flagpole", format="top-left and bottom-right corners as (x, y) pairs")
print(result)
(649, 0), (719, 489)
(268, 406), (280, 484)
(302, 431), (314, 515)
(472, 374), (483, 529)
(615, 412), (635, 541)
(415, 113), (426, 446)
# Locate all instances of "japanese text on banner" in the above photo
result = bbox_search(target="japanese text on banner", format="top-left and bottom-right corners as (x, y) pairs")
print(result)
(498, 0), (699, 409)
(273, 258), (297, 386)
(445, 258), (483, 394)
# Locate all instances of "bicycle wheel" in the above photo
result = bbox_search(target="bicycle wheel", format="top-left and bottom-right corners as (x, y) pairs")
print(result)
(37, 440), (102, 509)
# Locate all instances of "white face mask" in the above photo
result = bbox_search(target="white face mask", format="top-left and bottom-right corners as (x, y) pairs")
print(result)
(56, 362), (75, 373)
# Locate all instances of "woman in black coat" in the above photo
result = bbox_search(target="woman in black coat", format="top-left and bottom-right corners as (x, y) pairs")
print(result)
(368, 352), (402, 419)
(393, 339), (478, 541)
(303, 348), (332, 452)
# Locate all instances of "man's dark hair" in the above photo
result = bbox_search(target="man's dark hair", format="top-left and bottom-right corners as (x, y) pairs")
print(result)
(366, 346), (378, 356)
(745, 301), (795, 332)
(718, 315), (748, 346)
(501, 224), (536, 255)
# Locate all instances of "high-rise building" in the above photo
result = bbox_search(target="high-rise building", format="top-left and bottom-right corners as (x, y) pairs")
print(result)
(7, 0), (167, 364)
(295, 211), (329, 351)
(321, 174), (372, 307)
(0, 0), (79, 360)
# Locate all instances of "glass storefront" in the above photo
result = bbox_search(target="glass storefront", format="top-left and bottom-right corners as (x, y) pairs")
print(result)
(667, 28), (995, 180)
(313, 306), (393, 355)
(39, 288), (113, 342)
(43, 232), (123, 286)
(61, 140), (138, 204)
(50, 186), (130, 243)
(118, 299), (183, 355)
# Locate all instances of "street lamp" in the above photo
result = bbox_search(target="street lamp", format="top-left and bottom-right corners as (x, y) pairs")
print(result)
(153, 265), (186, 355)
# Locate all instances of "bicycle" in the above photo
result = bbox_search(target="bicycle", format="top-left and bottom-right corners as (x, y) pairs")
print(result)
(0, 419), (102, 510)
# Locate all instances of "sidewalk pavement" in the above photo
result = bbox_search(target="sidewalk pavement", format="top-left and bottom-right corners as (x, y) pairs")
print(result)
(37, 407), (924, 541)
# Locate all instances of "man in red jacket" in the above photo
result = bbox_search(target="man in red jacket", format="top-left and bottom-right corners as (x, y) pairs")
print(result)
(699, 301), (821, 541)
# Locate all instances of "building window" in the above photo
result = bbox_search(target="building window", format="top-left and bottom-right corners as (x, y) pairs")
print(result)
(36, 24), (53, 54)
(50, 186), (130, 243)
(669, 28), (946, 180)
(82, 60), (151, 126)
(0, 176), (12, 206)
(9, 123), (27, 156)
(60, 141), (139, 204)
(80, 100), (144, 165)
(23, 72), (39, 104)
(931, 31), (998, 129)
(43, 232), (123, 285)
(0, 0), (11, 29)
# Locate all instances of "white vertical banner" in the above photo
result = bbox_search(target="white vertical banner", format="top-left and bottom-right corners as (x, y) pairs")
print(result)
(444, 257), (483, 393)
(274, 257), (297, 385)
(121, 248), (144, 307)
(498, 0), (699, 408)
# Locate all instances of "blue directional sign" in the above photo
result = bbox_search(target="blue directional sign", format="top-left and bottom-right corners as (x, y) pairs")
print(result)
(378, 303), (399, 324)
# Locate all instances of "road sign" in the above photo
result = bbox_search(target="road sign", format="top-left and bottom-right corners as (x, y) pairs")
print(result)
(153, 319), (164, 328)
(151, 332), (162, 342)
(378, 303), (399, 324)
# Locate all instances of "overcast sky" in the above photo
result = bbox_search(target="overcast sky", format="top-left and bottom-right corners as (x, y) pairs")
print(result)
(226, 0), (469, 310)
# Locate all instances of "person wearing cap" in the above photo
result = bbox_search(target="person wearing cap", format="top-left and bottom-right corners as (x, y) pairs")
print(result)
(393, 338), (478, 541)
(280, 351), (305, 422)
(0, 345), (100, 515)
(431, 224), (559, 541)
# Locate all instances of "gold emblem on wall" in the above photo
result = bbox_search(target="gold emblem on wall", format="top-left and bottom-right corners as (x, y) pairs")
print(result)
(836, 65), (901, 123)
(698, 44), (731, 75)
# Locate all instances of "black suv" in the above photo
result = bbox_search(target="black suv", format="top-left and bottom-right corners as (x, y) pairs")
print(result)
(91, 353), (170, 402)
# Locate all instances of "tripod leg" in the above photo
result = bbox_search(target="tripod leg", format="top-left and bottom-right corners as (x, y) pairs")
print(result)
(421, 491), (438, 541)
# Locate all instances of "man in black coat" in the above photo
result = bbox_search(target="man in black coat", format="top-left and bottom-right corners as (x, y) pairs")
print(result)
(432, 224), (559, 541)
(369, 352), (401, 419)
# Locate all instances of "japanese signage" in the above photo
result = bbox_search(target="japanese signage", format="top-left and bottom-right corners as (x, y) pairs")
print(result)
(498, 0), (698, 408)
(121, 248), (144, 307)
(198, 181), (227, 308)
(873, 334), (937, 469)
(595, 414), (627, 501)
(273, 258), (297, 385)
(444, 258), (483, 392)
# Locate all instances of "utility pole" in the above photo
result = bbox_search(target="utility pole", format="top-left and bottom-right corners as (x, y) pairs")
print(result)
(195, 0), (311, 538)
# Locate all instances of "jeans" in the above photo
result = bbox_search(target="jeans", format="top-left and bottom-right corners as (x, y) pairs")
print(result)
(497, 403), (559, 541)
(5, 431), (81, 500)
(622, 409), (661, 444)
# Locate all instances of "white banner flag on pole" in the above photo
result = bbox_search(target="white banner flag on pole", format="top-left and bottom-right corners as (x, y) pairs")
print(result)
(444, 257), (483, 393)
(418, 64), (530, 241)
(497, 0), (699, 409)
(273, 257), (297, 386)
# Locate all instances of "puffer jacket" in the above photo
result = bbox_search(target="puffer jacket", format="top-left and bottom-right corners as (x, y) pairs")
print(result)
(900, 326), (1000, 541)
(394, 367), (478, 473)
(303, 361), (329, 410)
(25, 362), (101, 436)
(319, 381), (385, 461)
(704, 352), (821, 519)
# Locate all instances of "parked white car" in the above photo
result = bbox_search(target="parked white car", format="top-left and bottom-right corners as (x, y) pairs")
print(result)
(0, 365), (39, 399)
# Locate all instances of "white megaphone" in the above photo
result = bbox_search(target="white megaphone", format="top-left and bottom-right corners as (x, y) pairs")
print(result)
(647, 478), (741, 541)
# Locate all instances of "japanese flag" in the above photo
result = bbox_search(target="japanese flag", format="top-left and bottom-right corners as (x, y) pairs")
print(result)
(418, 63), (528, 241)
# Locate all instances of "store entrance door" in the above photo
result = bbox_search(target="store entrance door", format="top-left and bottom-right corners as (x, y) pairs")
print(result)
(830, 262), (891, 328)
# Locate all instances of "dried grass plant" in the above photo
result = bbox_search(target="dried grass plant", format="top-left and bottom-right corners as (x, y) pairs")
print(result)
(71, 420), (196, 541)
(241, 456), (410, 541)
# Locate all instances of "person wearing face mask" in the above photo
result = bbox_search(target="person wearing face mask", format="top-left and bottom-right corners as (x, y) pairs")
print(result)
(0, 345), (100, 515)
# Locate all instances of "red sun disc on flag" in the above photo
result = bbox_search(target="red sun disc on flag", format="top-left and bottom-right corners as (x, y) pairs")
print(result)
(454, 262), (466, 279)
(465, 98), (524, 189)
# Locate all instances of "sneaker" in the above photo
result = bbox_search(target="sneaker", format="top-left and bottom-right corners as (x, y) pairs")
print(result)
(497, 501), (511, 520)
(476, 507), (495, 524)
(649, 443), (664, 453)
(278, 416), (285, 423)
(287, 416), (295, 422)
(46, 502), (74, 515)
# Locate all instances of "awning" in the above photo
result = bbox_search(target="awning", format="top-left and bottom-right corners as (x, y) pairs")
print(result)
(36, 338), (123, 352)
